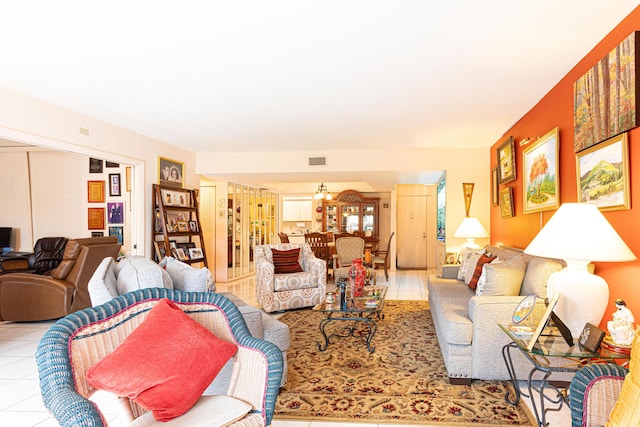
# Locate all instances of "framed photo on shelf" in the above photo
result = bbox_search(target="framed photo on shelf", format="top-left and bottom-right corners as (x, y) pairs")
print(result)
(87, 181), (105, 203)
(176, 221), (189, 232)
(499, 187), (515, 218)
(523, 127), (559, 214)
(173, 247), (188, 261)
(527, 293), (560, 351)
(188, 220), (199, 232)
(108, 226), (123, 245)
(189, 247), (204, 259)
(88, 208), (105, 230)
(576, 132), (630, 211)
(160, 188), (191, 207)
(159, 157), (184, 188)
(109, 173), (121, 196)
(497, 136), (516, 184)
(165, 211), (188, 232)
(154, 241), (167, 260)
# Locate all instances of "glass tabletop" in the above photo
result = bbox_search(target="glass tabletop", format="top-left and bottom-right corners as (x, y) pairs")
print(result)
(499, 323), (629, 360)
(314, 285), (387, 314)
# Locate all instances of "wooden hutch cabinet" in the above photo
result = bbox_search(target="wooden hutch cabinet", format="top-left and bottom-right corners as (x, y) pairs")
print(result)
(322, 189), (380, 246)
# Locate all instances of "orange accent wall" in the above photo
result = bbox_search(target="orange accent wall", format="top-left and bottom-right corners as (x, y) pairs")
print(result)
(490, 6), (640, 330)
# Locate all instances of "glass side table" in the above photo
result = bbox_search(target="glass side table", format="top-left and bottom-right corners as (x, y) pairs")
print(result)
(498, 323), (629, 427)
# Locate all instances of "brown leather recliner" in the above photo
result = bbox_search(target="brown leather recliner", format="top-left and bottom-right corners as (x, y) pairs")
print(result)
(28, 237), (68, 274)
(0, 237), (120, 321)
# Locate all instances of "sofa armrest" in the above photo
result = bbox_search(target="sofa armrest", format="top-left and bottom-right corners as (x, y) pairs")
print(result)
(255, 261), (275, 292)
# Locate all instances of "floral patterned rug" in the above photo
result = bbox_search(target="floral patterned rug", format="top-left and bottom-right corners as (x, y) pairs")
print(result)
(274, 300), (535, 426)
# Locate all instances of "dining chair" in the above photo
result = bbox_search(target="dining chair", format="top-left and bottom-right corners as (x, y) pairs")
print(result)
(304, 232), (331, 277)
(373, 232), (394, 281)
(333, 236), (365, 283)
(278, 232), (290, 243)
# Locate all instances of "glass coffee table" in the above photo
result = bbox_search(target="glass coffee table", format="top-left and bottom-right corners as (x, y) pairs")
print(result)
(313, 285), (387, 353)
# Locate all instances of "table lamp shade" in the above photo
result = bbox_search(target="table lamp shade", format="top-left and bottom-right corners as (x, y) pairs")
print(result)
(454, 217), (489, 250)
(524, 203), (636, 337)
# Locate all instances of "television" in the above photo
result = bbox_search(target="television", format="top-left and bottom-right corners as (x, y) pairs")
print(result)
(0, 227), (13, 253)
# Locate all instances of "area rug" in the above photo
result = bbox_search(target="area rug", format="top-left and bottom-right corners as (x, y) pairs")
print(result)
(274, 300), (535, 426)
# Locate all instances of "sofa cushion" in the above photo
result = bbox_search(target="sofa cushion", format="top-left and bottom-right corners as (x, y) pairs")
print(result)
(129, 395), (252, 426)
(86, 299), (237, 422)
(274, 271), (317, 291)
(160, 257), (213, 292)
(272, 248), (303, 274)
(476, 255), (526, 296)
(116, 257), (173, 295)
(468, 254), (496, 290)
(436, 294), (475, 345)
(520, 256), (563, 298)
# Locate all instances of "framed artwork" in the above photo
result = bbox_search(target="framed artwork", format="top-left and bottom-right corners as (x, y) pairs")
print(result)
(88, 208), (105, 230)
(109, 173), (121, 196)
(576, 132), (630, 211)
(523, 127), (560, 214)
(109, 226), (123, 245)
(574, 31), (639, 152)
(91, 231), (104, 237)
(188, 220), (199, 232)
(107, 202), (124, 224)
(87, 181), (105, 203)
(173, 247), (188, 261)
(527, 293), (560, 351)
(500, 187), (514, 218)
(161, 188), (191, 207)
(89, 158), (103, 173)
(105, 161), (119, 168)
(165, 211), (188, 232)
(153, 241), (166, 260)
(497, 136), (516, 184)
(159, 157), (184, 188)
(491, 167), (499, 207)
(189, 247), (204, 260)
(176, 221), (189, 232)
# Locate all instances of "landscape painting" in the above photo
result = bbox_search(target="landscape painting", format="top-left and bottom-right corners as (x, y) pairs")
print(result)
(574, 31), (638, 152)
(576, 132), (629, 211)
(523, 127), (559, 214)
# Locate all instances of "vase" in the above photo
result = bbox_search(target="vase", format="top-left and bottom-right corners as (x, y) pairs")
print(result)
(349, 258), (366, 297)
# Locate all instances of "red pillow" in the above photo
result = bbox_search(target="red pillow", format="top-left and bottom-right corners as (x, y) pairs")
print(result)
(468, 254), (496, 290)
(272, 248), (303, 274)
(86, 299), (237, 421)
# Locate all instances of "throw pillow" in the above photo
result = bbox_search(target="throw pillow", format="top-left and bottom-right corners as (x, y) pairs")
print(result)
(468, 254), (496, 290)
(520, 256), (563, 298)
(272, 248), (303, 274)
(86, 299), (237, 422)
(476, 255), (526, 296)
(457, 248), (486, 282)
(159, 257), (214, 292)
(606, 327), (640, 427)
(116, 256), (173, 295)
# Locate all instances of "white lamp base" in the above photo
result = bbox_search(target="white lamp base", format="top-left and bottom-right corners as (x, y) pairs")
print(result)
(546, 260), (608, 340)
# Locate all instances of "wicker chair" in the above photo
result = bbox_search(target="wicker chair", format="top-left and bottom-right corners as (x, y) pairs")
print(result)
(36, 288), (283, 427)
(568, 363), (628, 427)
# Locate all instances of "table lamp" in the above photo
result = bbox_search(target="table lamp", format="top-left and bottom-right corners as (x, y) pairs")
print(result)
(453, 217), (489, 250)
(524, 203), (636, 338)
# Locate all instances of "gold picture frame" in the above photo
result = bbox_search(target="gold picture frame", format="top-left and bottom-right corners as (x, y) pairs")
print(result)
(500, 187), (514, 218)
(87, 180), (105, 203)
(576, 132), (630, 211)
(497, 136), (516, 184)
(523, 127), (560, 214)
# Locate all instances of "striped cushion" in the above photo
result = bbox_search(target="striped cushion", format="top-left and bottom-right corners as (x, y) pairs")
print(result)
(468, 254), (495, 290)
(272, 248), (303, 274)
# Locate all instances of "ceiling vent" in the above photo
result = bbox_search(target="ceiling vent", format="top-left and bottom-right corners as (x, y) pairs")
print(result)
(308, 156), (327, 166)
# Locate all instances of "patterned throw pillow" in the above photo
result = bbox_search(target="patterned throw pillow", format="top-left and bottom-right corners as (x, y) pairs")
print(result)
(272, 248), (303, 274)
(468, 254), (496, 290)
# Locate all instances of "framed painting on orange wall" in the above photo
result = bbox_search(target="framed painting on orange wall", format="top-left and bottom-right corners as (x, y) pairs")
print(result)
(522, 127), (559, 214)
(497, 136), (516, 184)
(499, 187), (514, 218)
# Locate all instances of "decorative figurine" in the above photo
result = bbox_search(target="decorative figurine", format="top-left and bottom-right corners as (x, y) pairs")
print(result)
(607, 298), (635, 346)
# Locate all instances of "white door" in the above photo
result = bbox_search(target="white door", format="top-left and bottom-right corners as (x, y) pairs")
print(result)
(397, 189), (437, 269)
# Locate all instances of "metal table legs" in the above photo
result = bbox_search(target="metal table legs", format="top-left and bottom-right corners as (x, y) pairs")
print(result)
(317, 313), (378, 353)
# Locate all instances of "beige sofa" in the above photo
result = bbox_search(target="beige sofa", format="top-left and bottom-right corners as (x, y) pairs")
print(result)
(427, 245), (571, 384)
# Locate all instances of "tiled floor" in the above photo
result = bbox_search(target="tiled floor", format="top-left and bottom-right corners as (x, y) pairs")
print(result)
(0, 269), (570, 426)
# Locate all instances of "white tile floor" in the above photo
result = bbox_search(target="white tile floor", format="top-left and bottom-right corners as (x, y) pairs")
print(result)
(0, 269), (570, 426)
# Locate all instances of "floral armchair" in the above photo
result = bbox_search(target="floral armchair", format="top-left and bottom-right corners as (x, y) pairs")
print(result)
(255, 243), (326, 313)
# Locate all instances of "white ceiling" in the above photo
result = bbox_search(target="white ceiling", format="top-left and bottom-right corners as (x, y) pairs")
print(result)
(1, 1), (638, 192)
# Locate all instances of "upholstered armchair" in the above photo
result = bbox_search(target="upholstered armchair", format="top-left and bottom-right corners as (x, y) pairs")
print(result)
(0, 236), (120, 321)
(36, 288), (283, 427)
(255, 243), (326, 313)
(333, 236), (365, 282)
